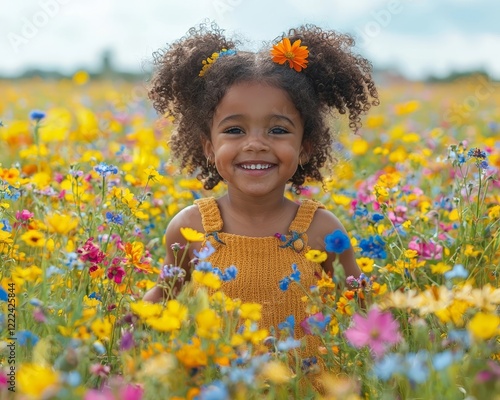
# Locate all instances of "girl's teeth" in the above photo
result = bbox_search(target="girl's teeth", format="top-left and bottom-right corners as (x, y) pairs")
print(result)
(243, 164), (270, 170)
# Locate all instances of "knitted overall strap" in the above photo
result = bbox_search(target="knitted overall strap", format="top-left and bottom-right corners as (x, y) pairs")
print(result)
(288, 199), (325, 234)
(194, 197), (223, 233)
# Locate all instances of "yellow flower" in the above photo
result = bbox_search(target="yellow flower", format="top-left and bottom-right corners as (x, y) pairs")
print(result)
(72, 70), (89, 85)
(431, 262), (452, 275)
(351, 138), (369, 156)
(239, 303), (262, 321)
(305, 249), (327, 263)
(488, 205), (500, 220)
(261, 361), (292, 384)
(468, 312), (500, 340)
(180, 227), (205, 242)
(316, 275), (336, 290)
(46, 213), (78, 234)
(21, 229), (46, 247)
(130, 300), (163, 320)
(271, 38), (309, 72)
(357, 257), (374, 273)
(404, 249), (419, 259)
(90, 317), (114, 341)
(196, 308), (222, 340)
(464, 244), (481, 258)
(165, 299), (188, 322)
(0, 230), (13, 251)
(146, 313), (182, 333)
(192, 270), (221, 290)
(18, 363), (59, 397)
(210, 291), (240, 312)
(144, 166), (163, 183)
(176, 338), (208, 368)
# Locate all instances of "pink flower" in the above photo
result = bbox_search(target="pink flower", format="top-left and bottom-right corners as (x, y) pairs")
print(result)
(408, 237), (443, 260)
(345, 307), (401, 358)
(15, 209), (34, 221)
(78, 238), (106, 264)
(107, 265), (125, 284)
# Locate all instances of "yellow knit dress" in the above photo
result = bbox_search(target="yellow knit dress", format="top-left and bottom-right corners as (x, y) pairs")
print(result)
(193, 197), (325, 375)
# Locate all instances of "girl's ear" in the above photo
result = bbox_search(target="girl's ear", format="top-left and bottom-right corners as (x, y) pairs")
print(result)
(300, 140), (312, 164)
(203, 137), (214, 159)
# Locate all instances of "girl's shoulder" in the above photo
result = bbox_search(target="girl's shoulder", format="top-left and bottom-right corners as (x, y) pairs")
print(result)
(165, 204), (204, 239)
(307, 206), (347, 249)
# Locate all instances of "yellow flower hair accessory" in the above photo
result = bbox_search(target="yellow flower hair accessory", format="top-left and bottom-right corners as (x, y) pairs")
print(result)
(271, 38), (309, 72)
(199, 48), (237, 77)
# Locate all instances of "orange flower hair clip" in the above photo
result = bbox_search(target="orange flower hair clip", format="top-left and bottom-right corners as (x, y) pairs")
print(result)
(271, 38), (309, 72)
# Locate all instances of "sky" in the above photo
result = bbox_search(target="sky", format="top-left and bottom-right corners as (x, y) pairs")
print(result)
(1, 0), (499, 80)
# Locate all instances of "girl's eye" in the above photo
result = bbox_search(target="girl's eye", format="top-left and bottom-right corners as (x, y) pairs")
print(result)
(223, 127), (243, 134)
(270, 127), (289, 135)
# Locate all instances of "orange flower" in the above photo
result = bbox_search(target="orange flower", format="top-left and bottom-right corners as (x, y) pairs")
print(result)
(271, 38), (309, 72)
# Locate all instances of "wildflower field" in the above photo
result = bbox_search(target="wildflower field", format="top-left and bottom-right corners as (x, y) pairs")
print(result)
(0, 75), (499, 400)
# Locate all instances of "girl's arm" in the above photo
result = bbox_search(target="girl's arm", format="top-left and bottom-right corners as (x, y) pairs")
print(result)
(142, 205), (202, 303)
(308, 208), (361, 279)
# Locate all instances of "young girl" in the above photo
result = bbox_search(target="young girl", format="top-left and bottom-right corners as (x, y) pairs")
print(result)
(143, 22), (378, 362)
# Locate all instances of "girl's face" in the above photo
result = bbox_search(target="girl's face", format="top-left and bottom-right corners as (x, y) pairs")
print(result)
(205, 81), (306, 199)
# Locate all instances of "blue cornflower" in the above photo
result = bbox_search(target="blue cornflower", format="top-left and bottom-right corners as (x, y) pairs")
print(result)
(404, 351), (429, 384)
(374, 353), (402, 381)
(105, 211), (124, 225)
(221, 265), (238, 282)
(354, 206), (369, 218)
(447, 329), (471, 348)
(325, 229), (351, 254)
(359, 235), (387, 259)
(277, 337), (302, 351)
(479, 160), (489, 169)
(1, 219), (12, 232)
(290, 263), (300, 282)
(199, 380), (229, 400)
(279, 276), (291, 291)
(195, 261), (214, 272)
(94, 162), (119, 177)
(18, 330), (39, 346)
(46, 265), (63, 277)
(63, 371), (82, 387)
(194, 241), (216, 259)
(444, 264), (468, 280)
(0, 286), (7, 301)
(279, 264), (301, 291)
(278, 315), (295, 334)
(371, 213), (384, 223)
(467, 148), (487, 159)
(29, 110), (46, 121)
(115, 144), (126, 156)
(432, 350), (463, 371)
(88, 292), (102, 301)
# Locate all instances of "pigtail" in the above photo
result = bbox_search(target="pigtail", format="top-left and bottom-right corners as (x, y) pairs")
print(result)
(148, 22), (237, 183)
(284, 25), (379, 131)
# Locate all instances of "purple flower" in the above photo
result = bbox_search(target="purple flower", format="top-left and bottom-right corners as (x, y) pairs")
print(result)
(325, 229), (351, 254)
(120, 331), (135, 351)
(344, 307), (401, 358)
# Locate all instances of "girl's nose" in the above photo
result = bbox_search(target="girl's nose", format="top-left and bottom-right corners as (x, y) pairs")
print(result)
(242, 132), (269, 152)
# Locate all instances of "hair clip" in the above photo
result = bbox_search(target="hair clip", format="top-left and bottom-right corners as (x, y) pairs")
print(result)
(271, 38), (309, 72)
(199, 48), (237, 77)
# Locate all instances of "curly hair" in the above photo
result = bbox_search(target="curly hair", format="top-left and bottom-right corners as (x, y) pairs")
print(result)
(149, 22), (379, 191)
